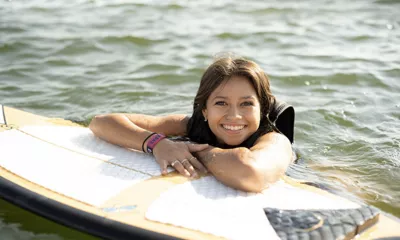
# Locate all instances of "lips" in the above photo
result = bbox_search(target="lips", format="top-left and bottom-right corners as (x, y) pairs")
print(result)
(222, 124), (246, 131)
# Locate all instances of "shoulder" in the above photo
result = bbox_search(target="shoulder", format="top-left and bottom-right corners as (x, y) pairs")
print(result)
(269, 99), (295, 144)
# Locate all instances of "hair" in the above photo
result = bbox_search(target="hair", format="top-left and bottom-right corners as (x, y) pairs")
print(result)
(187, 56), (277, 148)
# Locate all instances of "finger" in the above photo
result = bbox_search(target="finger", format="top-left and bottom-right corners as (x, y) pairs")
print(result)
(187, 156), (208, 174)
(160, 160), (169, 175)
(181, 158), (198, 178)
(187, 143), (209, 152)
(171, 160), (190, 177)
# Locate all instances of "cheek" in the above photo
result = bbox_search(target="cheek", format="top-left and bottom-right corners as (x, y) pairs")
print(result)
(207, 113), (222, 126)
(244, 106), (260, 117)
(247, 110), (261, 128)
(207, 107), (223, 119)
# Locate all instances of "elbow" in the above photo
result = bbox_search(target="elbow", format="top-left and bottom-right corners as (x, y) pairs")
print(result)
(243, 165), (284, 193)
(88, 115), (101, 134)
(254, 167), (284, 192)
(89, 114), (112, 136)
(234, 172), (266, 193)
(233, 148), (286, 193)
(228, 148), (266, 193)
(238, 168), (270, 193)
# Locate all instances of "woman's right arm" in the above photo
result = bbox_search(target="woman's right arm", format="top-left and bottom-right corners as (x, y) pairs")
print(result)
(89, 113), (208, 177)
(89, 113), (188, 151)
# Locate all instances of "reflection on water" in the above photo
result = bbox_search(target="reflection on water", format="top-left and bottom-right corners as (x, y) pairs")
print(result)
(0, 198), (99, 240)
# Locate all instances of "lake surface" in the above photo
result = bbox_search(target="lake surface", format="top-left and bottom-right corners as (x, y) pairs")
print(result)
(0, 0), (399, 239)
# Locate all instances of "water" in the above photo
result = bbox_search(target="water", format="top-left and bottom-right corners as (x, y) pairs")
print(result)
(0, 0), (399, 239)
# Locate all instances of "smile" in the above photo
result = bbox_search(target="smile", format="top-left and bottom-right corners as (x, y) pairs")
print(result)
(222, 124), (245, 131)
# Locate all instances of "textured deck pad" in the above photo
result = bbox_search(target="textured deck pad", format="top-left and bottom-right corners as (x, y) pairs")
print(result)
(0, 129), (151, 206)
(146, 176), (361, 239)
(265, 206), (380, 240)
(20, 126), (173, 176)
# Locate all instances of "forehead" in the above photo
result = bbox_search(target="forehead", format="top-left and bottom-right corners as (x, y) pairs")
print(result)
(210, 75), (257, 98)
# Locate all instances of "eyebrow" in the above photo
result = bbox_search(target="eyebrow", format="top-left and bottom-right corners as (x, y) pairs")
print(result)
(213, 96), (256, 100)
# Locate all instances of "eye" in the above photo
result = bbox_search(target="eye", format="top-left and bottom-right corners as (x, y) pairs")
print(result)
(215, 101), (227, 106)
(241, 101), (254, 106)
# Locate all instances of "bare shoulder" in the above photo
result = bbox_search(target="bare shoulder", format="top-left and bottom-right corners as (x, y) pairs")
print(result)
(125, 113), (189, 136)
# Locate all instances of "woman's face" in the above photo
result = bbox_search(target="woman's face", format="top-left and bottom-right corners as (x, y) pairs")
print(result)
(202, 75), (261, 146)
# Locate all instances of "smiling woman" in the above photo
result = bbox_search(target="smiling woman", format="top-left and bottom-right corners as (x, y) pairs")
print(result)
(89, 56), (295, 192)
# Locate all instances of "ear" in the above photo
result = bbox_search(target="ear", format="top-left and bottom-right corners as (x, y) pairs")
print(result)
(202, 108), (208, 121)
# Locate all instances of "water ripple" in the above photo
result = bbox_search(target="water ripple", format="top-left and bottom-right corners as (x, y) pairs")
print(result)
(50, 39), (110, 56)
(101, 35), (167, 46)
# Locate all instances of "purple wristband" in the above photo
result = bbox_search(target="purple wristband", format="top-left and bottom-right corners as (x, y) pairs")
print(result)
(146, 134), (166, 154)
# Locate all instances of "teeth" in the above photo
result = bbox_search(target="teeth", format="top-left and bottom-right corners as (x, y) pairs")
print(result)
(223, 125), (244, 131)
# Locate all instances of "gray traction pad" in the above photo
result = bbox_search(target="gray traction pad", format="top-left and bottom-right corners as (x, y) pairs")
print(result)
(264, 205), (380, 240)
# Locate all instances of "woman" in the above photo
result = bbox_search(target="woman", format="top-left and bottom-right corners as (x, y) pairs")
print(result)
(89, 57), (295, 192)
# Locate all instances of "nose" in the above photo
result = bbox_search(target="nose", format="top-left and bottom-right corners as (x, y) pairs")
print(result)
(226, 106), (242, 120)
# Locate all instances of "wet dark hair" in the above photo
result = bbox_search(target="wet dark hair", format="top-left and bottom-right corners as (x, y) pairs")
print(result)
(186, 57), (277, 148)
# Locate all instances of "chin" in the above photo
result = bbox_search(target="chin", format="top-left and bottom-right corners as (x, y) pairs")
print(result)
(221, 138), (245, 147)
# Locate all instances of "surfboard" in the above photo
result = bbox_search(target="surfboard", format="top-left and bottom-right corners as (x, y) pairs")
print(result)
(0, 104), (399, 240)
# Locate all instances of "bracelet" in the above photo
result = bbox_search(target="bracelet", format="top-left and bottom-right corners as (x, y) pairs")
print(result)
(142, 133), (156, 153)
(146, 133), (166, 154)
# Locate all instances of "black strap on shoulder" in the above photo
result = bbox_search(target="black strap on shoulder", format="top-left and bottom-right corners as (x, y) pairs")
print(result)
(269, 99), (295, 144)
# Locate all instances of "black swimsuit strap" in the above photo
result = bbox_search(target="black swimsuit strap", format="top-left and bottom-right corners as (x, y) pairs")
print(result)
(268, 99), (295, 144)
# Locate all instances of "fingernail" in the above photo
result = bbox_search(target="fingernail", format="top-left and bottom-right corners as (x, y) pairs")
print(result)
(184, 170), (190, 177)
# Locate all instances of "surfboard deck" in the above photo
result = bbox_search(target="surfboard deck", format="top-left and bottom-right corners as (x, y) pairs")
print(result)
(0, 104), (399, 240)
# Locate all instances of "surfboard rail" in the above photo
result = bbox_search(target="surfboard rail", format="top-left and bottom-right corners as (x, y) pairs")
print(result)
(0, 174), (177, 240)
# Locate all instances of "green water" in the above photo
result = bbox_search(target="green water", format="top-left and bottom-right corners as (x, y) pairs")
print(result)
(1, 0), (399, 239)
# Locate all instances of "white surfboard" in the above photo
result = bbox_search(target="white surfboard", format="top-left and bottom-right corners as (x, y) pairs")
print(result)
(0, 105), (399, 240)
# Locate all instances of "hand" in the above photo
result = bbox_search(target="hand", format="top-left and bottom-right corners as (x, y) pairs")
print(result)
(152, 139), (209, 178)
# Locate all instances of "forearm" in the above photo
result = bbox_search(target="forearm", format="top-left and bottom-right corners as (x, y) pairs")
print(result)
(196, 147), (263, 192)
(197, 146), (290, 192)
(89, 114), (150, 151)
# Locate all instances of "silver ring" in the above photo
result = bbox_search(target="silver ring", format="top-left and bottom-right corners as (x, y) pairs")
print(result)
(171, 160), (180, 167)
(181, 159), (189, 164)
(189, 157), (196, 161)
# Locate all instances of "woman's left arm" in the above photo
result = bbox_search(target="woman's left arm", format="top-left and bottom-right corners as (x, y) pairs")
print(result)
(195, 131), (293, 192)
